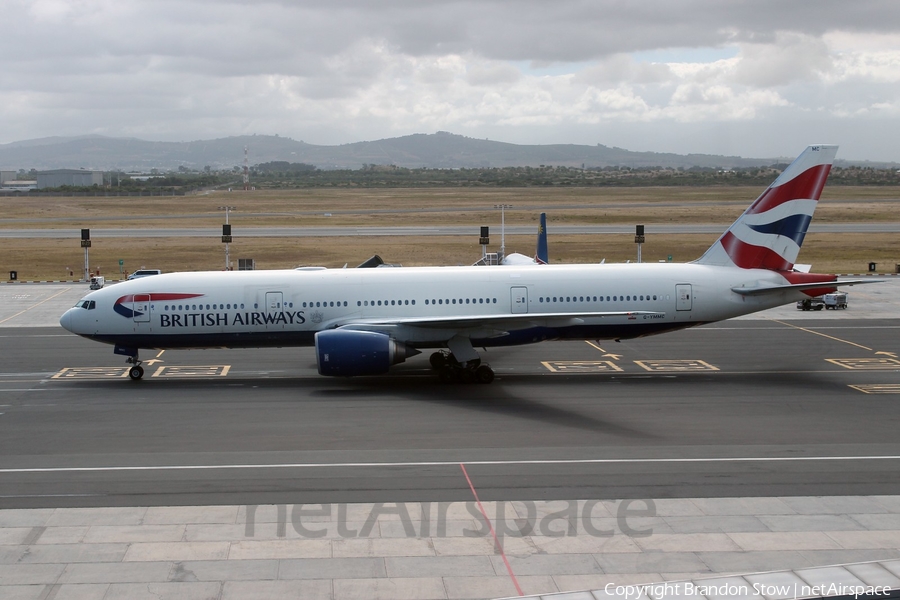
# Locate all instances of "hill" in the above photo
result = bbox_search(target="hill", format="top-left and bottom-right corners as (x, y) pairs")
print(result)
(1, 132), (895, 171)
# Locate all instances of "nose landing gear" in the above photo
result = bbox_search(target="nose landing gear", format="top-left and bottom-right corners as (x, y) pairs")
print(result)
(126, 356), (144, 381)
(115, 345), (145, 381)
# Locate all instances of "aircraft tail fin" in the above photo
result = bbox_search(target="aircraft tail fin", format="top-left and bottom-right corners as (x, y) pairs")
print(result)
(535, 212), (548, 264)
(695, 145), (837, 271)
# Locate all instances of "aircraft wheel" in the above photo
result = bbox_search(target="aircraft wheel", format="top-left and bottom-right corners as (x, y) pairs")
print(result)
(430, 352), (447, 369)
(459, 368), (476, 384)
(129, 365), (144, 381)
(438, 365), (457, 383)
(475, 364), (495, 384)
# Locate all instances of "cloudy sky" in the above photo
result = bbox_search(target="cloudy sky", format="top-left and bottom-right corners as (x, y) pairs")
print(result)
(3, 0), (899, 161)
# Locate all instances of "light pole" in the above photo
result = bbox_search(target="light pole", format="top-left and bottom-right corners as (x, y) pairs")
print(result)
(635, 225), (645, 263)
(218, 206), (235, 270)
(494, 204), (512, 259)
(80, 229), (91, 281)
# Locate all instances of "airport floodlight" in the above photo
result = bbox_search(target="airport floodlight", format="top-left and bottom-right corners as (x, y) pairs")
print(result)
(218, 207), (236, 269)
(635, 224), (645, 263)
(494, 205), (512, 257)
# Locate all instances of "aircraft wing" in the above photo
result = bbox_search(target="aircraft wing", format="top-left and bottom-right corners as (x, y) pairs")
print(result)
(332, 310), (665, 333)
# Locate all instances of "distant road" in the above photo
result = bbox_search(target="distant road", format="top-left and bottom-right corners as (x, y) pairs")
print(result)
(1, 195), (898, 227)
(1, 223), (900, 238)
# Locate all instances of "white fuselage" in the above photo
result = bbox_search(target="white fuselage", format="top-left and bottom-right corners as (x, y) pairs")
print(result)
(60, 262), (805, 351)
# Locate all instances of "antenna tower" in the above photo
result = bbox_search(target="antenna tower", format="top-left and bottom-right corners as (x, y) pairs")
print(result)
(242, 145), (249, 190)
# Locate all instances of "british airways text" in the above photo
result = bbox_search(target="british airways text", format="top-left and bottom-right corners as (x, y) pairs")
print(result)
(159, 310), (306, 328)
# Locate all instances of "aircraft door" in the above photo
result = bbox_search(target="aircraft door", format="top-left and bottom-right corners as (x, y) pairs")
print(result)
(510, 286), (528, 314)
(265, 292), (284, 329)
(265, 292), (283, 314)
(675, 284), (692, 311)
(132, 294), (151, 323)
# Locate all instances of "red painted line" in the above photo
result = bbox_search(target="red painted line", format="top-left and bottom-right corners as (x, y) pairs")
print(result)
(459, 462), (523, 597)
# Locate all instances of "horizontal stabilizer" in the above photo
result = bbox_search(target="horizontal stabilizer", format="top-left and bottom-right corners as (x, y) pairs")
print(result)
(731, 278), (882, 296)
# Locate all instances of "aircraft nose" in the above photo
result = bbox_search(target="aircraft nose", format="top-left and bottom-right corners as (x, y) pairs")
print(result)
(59, 308), (74, 332)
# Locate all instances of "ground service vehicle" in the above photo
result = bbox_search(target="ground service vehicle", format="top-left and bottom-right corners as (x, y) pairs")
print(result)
(824, 292), (848, 309)
(127, 269), (162, 280)
(796, 297), (825, 311)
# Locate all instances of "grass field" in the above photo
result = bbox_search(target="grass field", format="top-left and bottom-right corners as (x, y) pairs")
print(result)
(2, 186), (899, 280)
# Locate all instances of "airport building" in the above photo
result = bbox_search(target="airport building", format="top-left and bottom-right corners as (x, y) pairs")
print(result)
(36, 168), (103, 189)
(0, 170), (15, 184)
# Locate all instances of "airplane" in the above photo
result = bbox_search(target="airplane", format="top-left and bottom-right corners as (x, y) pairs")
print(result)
(496, 212), (549, 266)
(473, 211), (548, 266)
(60, 145), (875, 384)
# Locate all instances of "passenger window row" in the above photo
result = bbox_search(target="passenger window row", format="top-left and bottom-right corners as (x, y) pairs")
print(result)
(426, 298), (498, 305)
(162, 303), (246, 311)
(304, 301), (349, 308)
(357, 300), (414, 307)
(87, 294), (660, 314)
(539, 294), (658, 303)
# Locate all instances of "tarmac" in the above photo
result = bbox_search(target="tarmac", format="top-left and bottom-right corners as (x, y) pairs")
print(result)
(1, 279), (899, 600)
(1, 498), (900, 600)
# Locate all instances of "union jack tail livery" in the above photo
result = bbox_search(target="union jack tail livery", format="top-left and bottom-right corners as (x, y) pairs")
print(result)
(696, 145), (837, 271)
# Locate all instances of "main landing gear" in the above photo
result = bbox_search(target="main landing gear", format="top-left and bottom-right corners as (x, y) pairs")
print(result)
(429, 336), (495, 384)
(430, 352), (495, 384)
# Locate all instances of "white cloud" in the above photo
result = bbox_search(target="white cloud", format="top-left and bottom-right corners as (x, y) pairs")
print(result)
(732, 33), (833, 87)
(0, 0), (899, 160)
(466, 63), (521, 87)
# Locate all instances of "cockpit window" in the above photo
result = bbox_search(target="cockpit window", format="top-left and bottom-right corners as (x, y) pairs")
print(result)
(76, 300), (96, 310)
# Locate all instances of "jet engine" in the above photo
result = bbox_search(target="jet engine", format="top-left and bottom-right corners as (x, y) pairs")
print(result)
(315, 329), (420, 377)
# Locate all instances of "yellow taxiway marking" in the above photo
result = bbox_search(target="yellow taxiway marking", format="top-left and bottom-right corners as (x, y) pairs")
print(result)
(770, 319), (873, 351)
(145, 350), (167, 365)
(634, 359), (719, 372)
(51, 365), (232, 379)
(0, 288), (72, 325)
(542, 361), (623, 373)
(151, 365), (231, 378)
(585, 341), (622, 360)
(849, 384), (900, 394)
(826, 358), (900, 370)
(52, 367), (130, 379)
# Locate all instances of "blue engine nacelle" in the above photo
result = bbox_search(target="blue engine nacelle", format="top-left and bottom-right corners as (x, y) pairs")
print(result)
(315, 329), (420, 377)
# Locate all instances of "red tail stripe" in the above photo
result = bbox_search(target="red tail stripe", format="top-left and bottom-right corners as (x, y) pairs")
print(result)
(782, 271), (838, 297)
(720, 232), (792, 271)
(747, 164), (832, 215)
